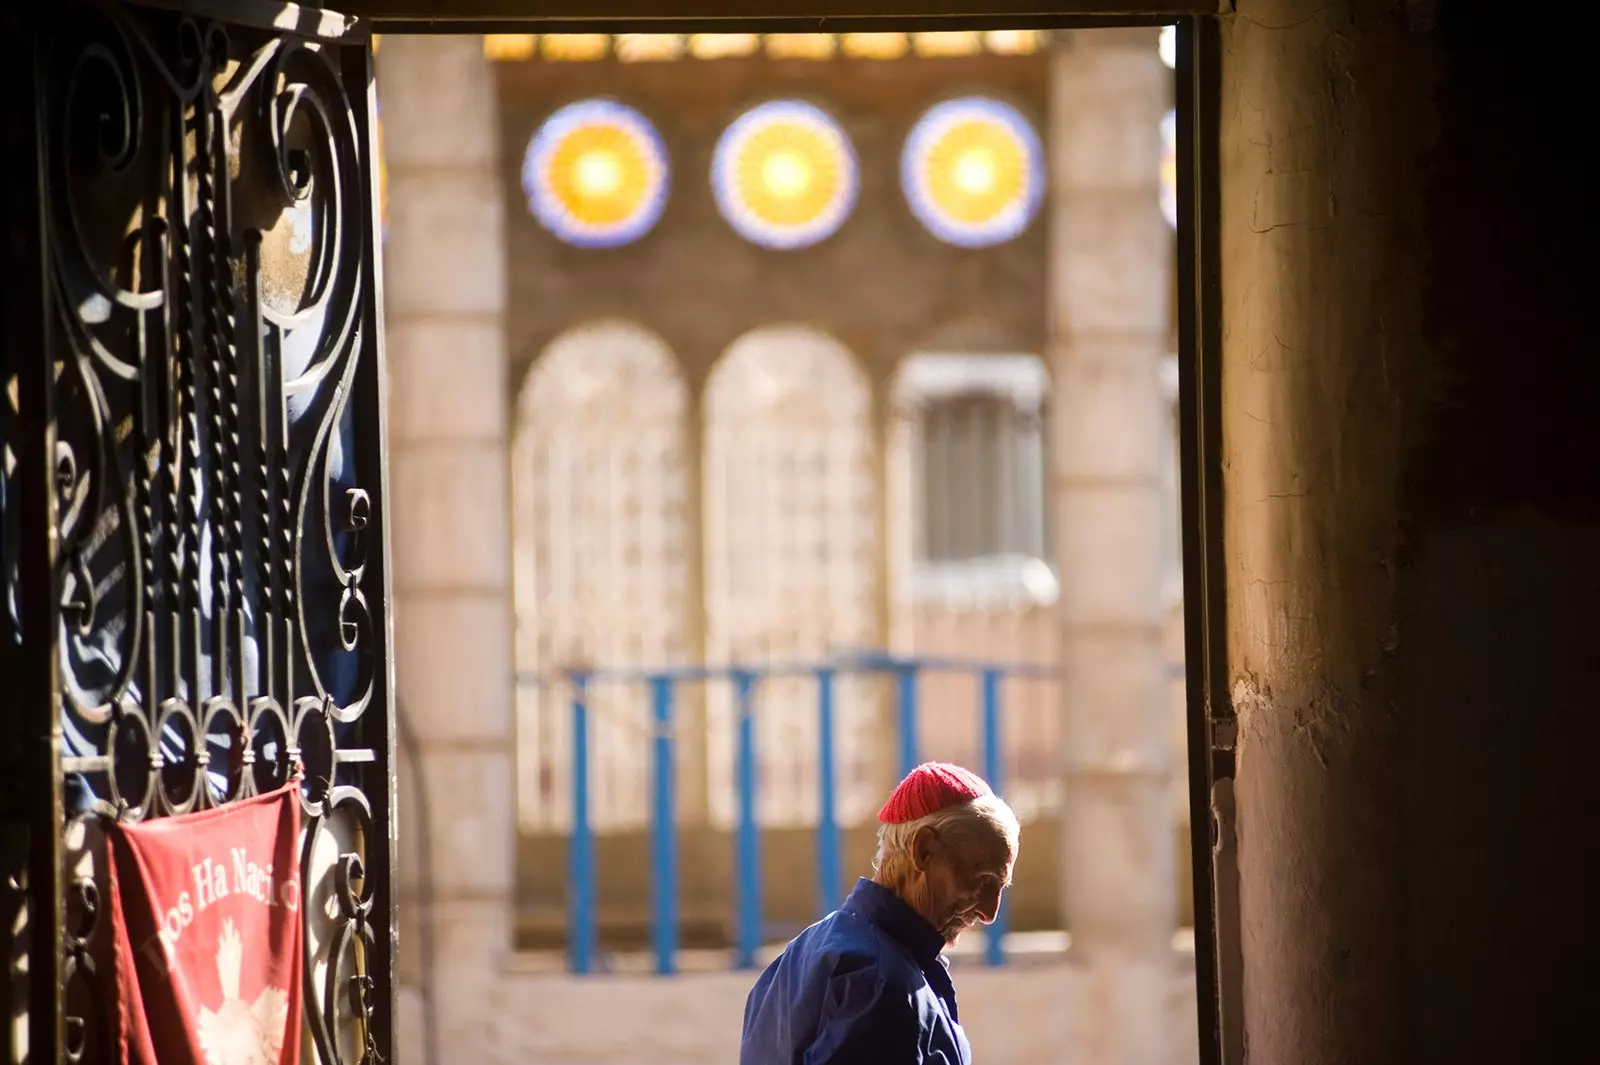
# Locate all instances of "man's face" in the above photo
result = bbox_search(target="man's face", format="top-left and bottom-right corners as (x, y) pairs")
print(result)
(914, 823), (1016, 946)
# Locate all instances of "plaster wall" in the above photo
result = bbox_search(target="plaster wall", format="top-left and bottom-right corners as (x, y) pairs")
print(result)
(1220, 3), (1592, 1062)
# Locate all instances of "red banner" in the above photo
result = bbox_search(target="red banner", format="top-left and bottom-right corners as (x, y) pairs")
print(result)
(106, 783), (304, 1065)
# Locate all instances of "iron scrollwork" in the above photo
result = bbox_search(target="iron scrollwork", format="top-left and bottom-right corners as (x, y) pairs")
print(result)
(3, 2), (394, 1062)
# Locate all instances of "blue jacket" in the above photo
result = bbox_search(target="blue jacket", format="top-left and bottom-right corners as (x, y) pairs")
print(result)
(741, 878), (973, 1064)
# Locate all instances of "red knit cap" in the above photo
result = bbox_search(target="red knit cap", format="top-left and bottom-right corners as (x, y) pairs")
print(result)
(877, 762), (992, 824)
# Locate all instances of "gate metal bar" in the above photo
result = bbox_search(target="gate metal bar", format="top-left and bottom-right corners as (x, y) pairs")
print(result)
(0, 3), (397, 1061)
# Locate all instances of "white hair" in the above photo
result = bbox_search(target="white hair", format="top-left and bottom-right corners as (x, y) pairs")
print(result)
(872, 793), (1020, 884)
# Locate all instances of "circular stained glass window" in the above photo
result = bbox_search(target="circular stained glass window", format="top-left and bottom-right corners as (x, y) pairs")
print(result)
(1161, 109), (1178, 230)
(523, 99), (669, 248)
(901, 97), (1044, 248)
(712, 100), (858, 250)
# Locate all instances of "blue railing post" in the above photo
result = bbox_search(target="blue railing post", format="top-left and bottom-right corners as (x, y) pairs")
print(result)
(569, 673), (596, 975)
(980, 668), (1007, 968)
(816, 668), (841, 915)
(650, 675), (678, 975)
(734, 670), (762, 970)
(896, 664), (920, 777)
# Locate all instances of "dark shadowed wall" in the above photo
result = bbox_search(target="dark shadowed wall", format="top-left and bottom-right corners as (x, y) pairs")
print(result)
(1220, 2), (1593, 1062)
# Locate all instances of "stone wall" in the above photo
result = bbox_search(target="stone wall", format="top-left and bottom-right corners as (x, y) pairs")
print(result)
(482, 953), (1200, 1065)
(380, 35), (516, 1063)
(512, 813), (1196, 951)
(496, 51), (1052, 393)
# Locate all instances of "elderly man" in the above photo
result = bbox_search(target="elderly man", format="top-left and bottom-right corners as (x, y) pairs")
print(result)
(741, 762), (1019, 1064)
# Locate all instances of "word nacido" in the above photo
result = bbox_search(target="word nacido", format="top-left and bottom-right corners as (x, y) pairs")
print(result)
(144, 846), (302, 969)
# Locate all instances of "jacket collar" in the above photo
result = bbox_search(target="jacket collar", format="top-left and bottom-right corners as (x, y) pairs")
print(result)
(840, 878), (946, 970)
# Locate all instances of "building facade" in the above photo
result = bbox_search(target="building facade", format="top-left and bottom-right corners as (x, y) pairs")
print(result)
(465, 30), (1189, 941)
(379, 27), (1188, 1063)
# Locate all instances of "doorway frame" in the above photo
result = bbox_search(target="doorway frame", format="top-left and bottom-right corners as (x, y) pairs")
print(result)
(360, 5), (1232, 1064)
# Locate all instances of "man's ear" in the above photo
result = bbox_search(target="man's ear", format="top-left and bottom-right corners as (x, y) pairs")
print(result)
(910, 825), (939, 874)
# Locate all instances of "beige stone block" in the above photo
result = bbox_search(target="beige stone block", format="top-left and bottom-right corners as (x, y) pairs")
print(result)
(1051, 37), (1169, 192)
(1076, 26), (1167, 52)
(1050, 113), (1165, 198)
(483, 957), (1196, 1065)
(396, 984), (428, 1062)
(501, 971), (750, 1063)
(1052, 484), (1166, 625)
(956, 964), (1074, 1062)
(1169, 664), (1194, 824)
(1059, 786), (1176, 952)
(1050, 341), (1165, 480)
(384, 169), (505, 317)
(390, 443), (510, 593)
(1058, 632), (1169, 762)
(1051, 195), (1171, 335)
(397, 747), (515, 900)
(402, 899), (519, 1064)
(376, 37), (499, 170)
(1168, 955), (1203, 1065)
(397, 902), (425, 987)
(387, 318), (507, 444)
(394, 591), (513, 743)
(1066, 954), (1178, 1065)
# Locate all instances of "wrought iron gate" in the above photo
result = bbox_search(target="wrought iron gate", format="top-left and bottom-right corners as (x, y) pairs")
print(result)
(1, 1), (396, 1061)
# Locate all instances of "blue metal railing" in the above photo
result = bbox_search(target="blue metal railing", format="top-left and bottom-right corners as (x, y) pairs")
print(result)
(539, 651), (1064, 976)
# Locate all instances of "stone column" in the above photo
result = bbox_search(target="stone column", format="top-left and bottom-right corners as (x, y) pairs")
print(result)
(1218, 3), (1592, 1063)
(1047, 28), (1176, 1065)
(378, 35), (514, 1065)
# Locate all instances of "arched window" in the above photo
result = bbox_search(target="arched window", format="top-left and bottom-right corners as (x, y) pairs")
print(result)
(512, 321), (690, 830)
(703, 326), (879, 827)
